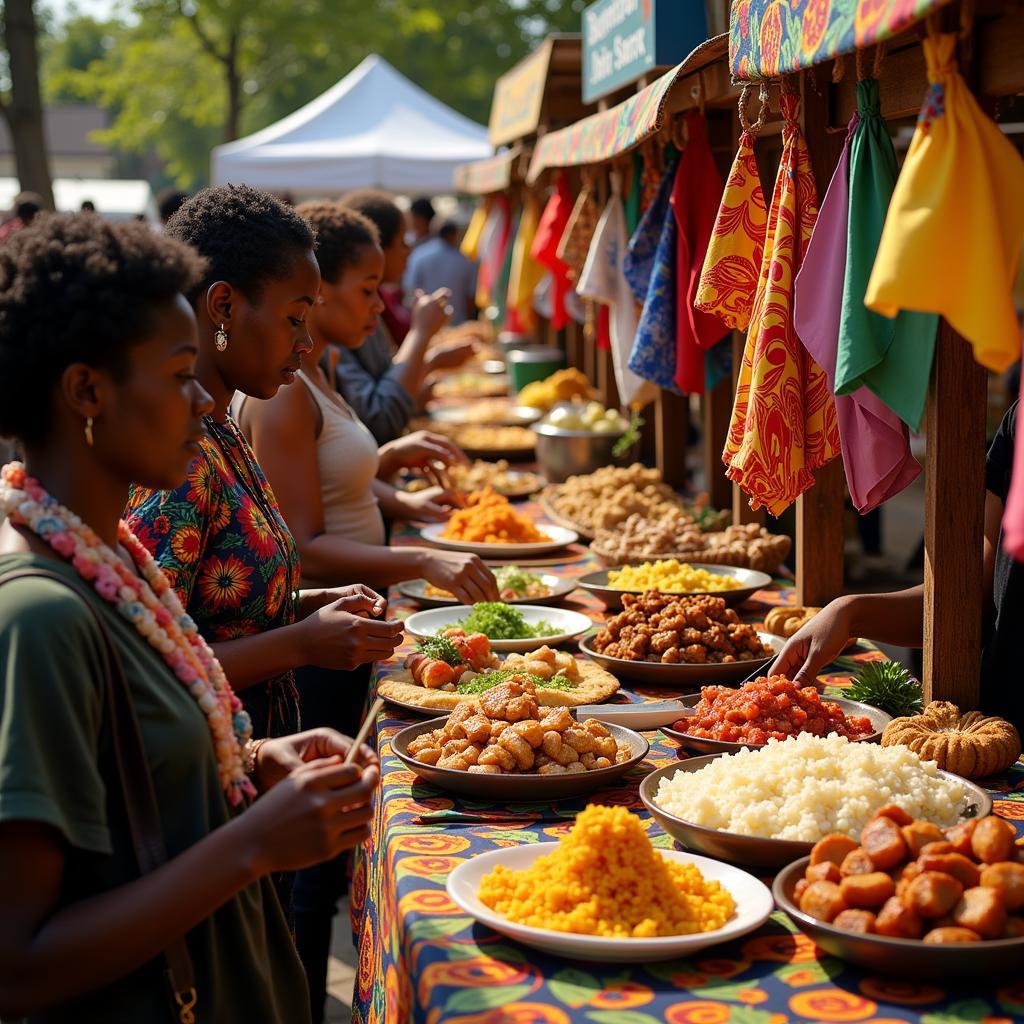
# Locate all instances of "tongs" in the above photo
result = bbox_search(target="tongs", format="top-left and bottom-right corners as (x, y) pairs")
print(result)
(572, 699), (695, 730)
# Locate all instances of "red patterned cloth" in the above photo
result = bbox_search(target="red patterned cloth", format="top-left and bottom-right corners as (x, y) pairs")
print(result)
(672, 111), (729, 394)
(723, 92), (841, 515)
(530, 172), (574, 330)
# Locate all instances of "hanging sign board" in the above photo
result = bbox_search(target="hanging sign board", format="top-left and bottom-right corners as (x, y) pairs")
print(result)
(582, 0), (708, 103)
(489, 39), (554, 147)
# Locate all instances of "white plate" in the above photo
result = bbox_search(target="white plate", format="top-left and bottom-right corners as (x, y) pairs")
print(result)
(404, 604), (594, 653)
(420, 521), (578, 558)
(447, 843), (774, 962)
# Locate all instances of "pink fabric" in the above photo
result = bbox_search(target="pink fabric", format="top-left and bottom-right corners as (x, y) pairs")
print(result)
(672, 112), (729, 394)
(793, 113), (921, 514)
(1003, 386), (1024, 560)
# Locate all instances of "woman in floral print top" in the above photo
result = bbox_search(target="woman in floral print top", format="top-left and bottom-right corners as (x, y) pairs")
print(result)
(125, 186), (404, 738)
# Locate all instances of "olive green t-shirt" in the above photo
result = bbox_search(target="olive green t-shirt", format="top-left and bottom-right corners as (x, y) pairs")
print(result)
(0, 553), (311, 1023)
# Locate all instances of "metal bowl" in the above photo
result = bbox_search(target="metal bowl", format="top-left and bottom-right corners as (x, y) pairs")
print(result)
(774, 856), (1024, 978)
(393, 717), (650, 799)
(579, 632), (782, 688)
(660, 695), (892, 755)
(640, 757), (993, 870)
(577, 565), (774, 611)
(532, 423), (638, 484)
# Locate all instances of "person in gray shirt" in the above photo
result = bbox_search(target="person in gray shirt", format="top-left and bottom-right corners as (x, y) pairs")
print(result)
(335, 192), (476, 445)
(403, 220), (478, 326)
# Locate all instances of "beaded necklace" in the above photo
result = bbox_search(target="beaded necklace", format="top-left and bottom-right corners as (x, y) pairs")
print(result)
(0, 462), (255, 804)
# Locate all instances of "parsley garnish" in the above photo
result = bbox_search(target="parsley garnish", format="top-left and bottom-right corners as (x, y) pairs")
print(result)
(417, 635), (464, 666)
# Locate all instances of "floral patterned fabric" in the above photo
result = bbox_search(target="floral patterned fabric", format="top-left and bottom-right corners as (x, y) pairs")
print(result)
(625, 153), (682, 394)
(723, 92), (841, 516)
(125, 416), (301, 739)
(730, 0), (956, 81)
(351, 509), (1024, 1024)
(695, 129), (768, 332)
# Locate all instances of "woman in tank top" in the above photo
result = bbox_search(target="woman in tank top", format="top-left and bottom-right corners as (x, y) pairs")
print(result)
(234, 204), (498, 1024)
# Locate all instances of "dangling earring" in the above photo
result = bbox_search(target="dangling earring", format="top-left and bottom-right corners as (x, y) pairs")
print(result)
(215, 324), (229, 352)
(84, 416), (94, 447)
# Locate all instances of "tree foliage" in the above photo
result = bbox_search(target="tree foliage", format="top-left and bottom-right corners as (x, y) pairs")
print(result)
(43, 0), (586, 189)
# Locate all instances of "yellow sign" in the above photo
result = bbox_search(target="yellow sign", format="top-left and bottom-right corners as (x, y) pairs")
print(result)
(488, 38), (553, 147)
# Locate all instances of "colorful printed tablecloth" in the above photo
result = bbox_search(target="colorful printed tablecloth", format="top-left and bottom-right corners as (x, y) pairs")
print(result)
(352, 507), (1024, 1024)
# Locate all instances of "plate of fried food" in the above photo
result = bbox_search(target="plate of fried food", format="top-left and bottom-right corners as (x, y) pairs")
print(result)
(414, 419), (536, 460)
(579, 592), (781, 686)
(428, 399), (541, 427)
(403, 460), (543, 500)
(659, 676), (891, 755)
(450, 460), (543, 499)
(421, 487), (577, 557)
(577, 561), (773, 610)
(392, 679), (647, 798)
(377, 630), (620, 714)
(432, 372), (510, 400)
(447, 804), (773, 962)
(775, 811), (1024, 978)
(538, 465), (728, 540)
(398, 566), (576, 608)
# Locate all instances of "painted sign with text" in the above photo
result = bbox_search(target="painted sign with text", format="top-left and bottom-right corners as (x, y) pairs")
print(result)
(582, 0), (708, 103)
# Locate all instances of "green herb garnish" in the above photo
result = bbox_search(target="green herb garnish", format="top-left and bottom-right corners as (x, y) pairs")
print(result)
(456, 669), (574, 695)
(417, 635), (464, 667)
(846, 661), (924, 717)
(612, 410), (645, 458)
(458, 602), (558, 640)
(494, 565), (542, 595)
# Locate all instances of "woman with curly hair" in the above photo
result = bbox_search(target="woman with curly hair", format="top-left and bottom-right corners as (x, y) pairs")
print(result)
(125, 185), (403, 741)
(235, 202), (498, 1022)
(0, 212), (376, 1022)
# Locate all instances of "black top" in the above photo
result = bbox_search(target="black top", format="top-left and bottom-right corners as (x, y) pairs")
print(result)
(982, 400), (1023, 732)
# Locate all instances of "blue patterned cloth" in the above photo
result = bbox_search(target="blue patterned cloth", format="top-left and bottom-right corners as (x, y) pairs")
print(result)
(625, 155), (682, 393)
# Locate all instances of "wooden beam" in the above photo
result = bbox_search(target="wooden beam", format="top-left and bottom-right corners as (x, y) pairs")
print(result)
(656, 391), (690, 489)
(796, 457), (847, 605)
(703, 375), (733, 511)
(832, 6), (1024, 124)
(793, 57), (847, 606)
(922, 321), (987, 707)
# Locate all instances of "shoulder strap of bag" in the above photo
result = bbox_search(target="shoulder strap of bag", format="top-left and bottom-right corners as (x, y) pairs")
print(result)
(0, 567), (198, 1023)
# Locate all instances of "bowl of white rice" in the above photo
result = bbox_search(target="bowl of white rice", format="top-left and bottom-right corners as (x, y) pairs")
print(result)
(640, 734), (992, 869)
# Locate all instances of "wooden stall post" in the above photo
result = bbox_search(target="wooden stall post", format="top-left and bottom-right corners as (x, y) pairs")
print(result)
(922, 322), (987, 706)
(702, 377), (733, 510)
(793, 68), (846, 606)
(656, 392), (692, 489)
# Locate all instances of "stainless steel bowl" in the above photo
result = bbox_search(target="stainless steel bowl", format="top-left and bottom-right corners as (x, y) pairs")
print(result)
(640, 757), (993, 869)
(533, 423), (638, 483)
(775, 856), (1024, 978)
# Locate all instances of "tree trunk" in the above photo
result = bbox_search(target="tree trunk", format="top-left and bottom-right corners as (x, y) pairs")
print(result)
(2, 0), (54, 208)
(224, 30), (241, 142)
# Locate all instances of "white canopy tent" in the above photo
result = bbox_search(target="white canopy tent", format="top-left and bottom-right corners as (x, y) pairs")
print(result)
(211, 55), (491, 194)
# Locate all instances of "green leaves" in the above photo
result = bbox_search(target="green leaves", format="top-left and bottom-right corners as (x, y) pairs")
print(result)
(42, 0), (587, 188)
(444, 984), (534, 1013)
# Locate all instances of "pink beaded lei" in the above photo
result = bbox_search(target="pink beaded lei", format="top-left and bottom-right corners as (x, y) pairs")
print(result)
(0, 462), (256, 803)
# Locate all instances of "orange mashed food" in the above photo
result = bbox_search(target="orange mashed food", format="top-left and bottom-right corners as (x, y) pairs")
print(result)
(478, 805), (735, 937)
(441, 487), (550, 545)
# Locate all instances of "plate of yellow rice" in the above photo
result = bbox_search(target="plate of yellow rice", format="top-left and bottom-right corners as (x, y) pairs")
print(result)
(446, 805), (773, 961)
(578, 562), (773, 610)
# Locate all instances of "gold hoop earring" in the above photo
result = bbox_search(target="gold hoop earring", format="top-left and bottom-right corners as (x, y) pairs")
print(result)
(84, 416), (94, 447)
(215, 324), (229, 352)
